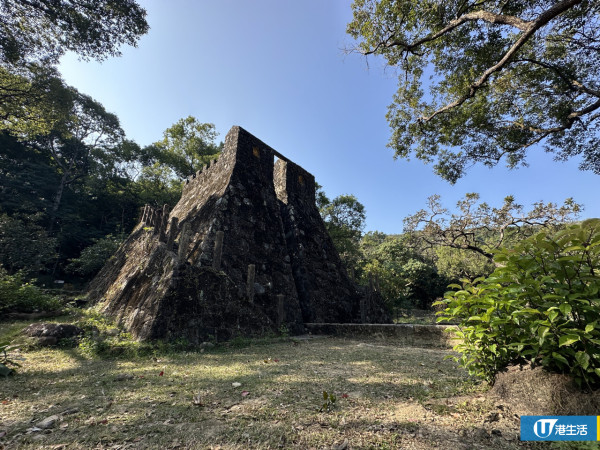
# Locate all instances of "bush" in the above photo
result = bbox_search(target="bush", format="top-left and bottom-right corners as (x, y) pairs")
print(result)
(436, 219), (600, 388)
(0, 268), (62, 315)
(66, 234), (125, 277)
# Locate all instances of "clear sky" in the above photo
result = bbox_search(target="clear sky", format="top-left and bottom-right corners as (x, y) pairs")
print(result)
(58, 0), (598, 234)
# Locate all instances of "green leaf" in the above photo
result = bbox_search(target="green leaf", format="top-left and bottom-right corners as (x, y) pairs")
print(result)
(559, 304), (572, 316)
(559, 334), (580, 347)
(575, 352), (590, 370)
(552, 352), (569, 366)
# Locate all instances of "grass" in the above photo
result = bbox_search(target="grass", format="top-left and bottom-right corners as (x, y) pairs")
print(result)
(0, 314), (545, 450)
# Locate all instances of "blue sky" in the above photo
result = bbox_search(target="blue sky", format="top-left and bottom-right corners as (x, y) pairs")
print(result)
(59, 0), (598, 234)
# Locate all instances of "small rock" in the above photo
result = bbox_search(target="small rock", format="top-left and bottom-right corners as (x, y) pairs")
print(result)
(232, 382), (242, 388)
(36, 415), (59, 429)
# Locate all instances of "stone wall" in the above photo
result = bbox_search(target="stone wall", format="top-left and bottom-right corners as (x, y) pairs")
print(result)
(304, 323), (458, 348)
(88, 126), (390, 342)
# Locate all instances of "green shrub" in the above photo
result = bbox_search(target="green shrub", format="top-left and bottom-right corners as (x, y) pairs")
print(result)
(66, 234), (125, 277)
(0, 268), (62, 315)
(436, 219), (600, 388)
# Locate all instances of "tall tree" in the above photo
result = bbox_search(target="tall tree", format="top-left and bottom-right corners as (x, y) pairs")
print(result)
(151, 117), (222, 179)
(0, 0), (148, 66)
(403, 193), (582, 261)
(28, 88), (125, 230)
(319, 193), (367, 267)
(0, 0), (148, 137)
(348, 0), (600, 182)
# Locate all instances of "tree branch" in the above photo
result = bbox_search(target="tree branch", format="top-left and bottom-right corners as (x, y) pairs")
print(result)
(419, 0), (583, 122)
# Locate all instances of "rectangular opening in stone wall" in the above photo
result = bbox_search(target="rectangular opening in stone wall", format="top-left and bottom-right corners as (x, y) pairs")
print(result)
(273, 156), (287, 204)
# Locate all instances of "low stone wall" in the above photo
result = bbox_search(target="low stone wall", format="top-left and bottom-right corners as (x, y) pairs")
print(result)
(304, 323), (459, 348)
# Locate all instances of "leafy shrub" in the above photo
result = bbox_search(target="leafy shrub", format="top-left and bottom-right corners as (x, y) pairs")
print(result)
(436, 219), (600, 388)
(0, 268), (62, 314)
(66, 234), (125, 277)
(0, 213), (57, 274)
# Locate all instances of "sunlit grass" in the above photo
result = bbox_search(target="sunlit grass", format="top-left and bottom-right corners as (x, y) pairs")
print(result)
(0, 334), (525, 449)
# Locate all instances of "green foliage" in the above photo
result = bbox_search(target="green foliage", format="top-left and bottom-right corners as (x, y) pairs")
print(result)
(404, 193), (580, 262)
(151, 117), (222, 179)
(318, 390), (337, 412)
(435, 246), (495, 281)
(359, 234), (448, 310)
(133, 163), (183, 208)
(66, 234), (125, 277)
(0, 213), (57, 274)
(348, 0), (600, 181)
(1, 0), (149, 65)
(320, 193), (366, 267)
(436, 219), (600, 388)
(0, 268), (62, 314)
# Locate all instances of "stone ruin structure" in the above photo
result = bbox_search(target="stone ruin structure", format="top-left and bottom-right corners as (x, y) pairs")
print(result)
(88, 126), (389, 342)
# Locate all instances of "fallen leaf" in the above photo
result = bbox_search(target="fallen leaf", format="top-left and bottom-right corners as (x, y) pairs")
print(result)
(241, 391), (250, 397)
(1, 400), (9, 405)
(159, 371), (164, 377)
(341, 393), (349, 399)
(0, 430), (6, 438)
(273, 359), (279, 362)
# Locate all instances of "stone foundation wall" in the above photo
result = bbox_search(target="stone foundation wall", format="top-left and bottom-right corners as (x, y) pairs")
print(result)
(304, 323), (458, 348)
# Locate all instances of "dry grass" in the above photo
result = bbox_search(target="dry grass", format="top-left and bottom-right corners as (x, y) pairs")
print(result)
(0, 327), (566, 449)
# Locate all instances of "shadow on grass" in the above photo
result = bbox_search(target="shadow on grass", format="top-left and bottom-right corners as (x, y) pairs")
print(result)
(0, 335), (529, 449)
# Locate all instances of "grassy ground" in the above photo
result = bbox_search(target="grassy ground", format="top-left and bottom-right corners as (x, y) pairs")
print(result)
(0, 316), (578, 449)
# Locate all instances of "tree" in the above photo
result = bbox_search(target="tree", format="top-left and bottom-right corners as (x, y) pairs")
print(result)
(0, 0), (148, 66)
(133, 163), (183, 208)
(28, 87), (125, 230)
(320, 193), (367, 267)
(359, 234), (448, 310)
(0, 213), (57, 273)
(403, 193), (582, 261)
(1, 0), (148, 138)
(347, 0), (600, 182)
(151, 117), (222, 179)
(0, 65), (72, 137)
